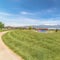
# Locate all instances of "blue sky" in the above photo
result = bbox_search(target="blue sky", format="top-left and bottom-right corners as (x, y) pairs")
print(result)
(0, 0), (60, 26)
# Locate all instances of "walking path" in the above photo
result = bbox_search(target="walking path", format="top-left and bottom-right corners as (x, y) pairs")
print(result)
(0, 31), (23, 60)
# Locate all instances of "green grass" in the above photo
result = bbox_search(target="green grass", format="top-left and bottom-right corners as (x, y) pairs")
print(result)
(0, 29), (6, 32)
(2, 30), (60, 60)
(0, 28), (10, 32)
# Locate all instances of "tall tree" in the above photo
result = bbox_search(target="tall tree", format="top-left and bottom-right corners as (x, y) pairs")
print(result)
(0, 22), (4, 29)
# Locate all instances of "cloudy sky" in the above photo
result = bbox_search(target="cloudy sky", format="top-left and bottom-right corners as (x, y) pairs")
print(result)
(0, 0), (60, 26)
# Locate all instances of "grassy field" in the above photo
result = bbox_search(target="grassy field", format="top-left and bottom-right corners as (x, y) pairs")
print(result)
(2, 30), (60, 60)
(0, 28), (10, 32)
(0, 29), (7, 32)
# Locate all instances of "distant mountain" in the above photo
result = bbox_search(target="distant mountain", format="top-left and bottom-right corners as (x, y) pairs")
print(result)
(33, 25), (60, 29)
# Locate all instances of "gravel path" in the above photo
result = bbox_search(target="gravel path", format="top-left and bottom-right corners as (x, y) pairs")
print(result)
(0, 31), (23, 60)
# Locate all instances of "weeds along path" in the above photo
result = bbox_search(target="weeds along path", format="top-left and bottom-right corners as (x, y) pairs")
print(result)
(0, 31), (23, 60)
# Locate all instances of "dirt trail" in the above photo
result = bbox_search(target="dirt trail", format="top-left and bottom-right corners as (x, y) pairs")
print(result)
(0, 31), (23, 60)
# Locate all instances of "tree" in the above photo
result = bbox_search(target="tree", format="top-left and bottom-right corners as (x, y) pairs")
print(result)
(28, 26), (32, 30)
(56, 29), (58, 32)
(0, 22), (4, 29)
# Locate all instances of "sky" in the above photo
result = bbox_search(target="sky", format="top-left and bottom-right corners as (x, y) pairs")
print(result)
(0, 0), (60, 26)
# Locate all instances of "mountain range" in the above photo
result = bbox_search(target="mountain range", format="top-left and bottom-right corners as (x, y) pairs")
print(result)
(33, 25), (60, 29)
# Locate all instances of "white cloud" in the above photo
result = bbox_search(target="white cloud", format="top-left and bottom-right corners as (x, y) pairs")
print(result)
(5, 18), (41, 26)
(20, 11), (33, 15)
(43, 24), (57, 26)
(0, 12), (12, 16)
(4, 17), (60, 27)
(21, 11), (28, 15)
(0, 12), (60, 27)
(41, 8), (56, 14)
